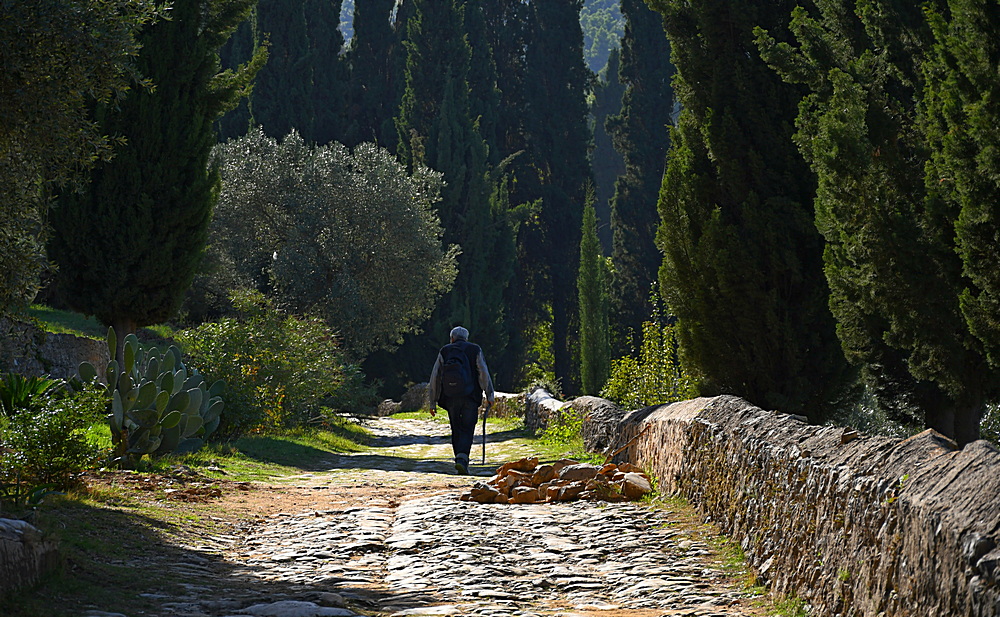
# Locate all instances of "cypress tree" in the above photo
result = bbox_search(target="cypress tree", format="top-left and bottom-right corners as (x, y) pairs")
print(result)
(523, 0), (594, 392)
(591, 47), (625, 255)
(918, 1), (1000, 441)
(50, 0), (264, 345)
(758, 0), (997, 443)
(578, 191), (610, 395)
(606, 0), (674, 352)
(343, 0), (408, 149)
(307, 0), (347, 144)
(650, 0), (849, 419)
(387, 0), (514, 391)
(216, 15), (257, 140)
(463, 0), (502, 166)
(252, 0), (313, 138)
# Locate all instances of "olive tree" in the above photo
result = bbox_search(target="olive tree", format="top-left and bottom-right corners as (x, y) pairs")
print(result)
(210, 128), (459, 358)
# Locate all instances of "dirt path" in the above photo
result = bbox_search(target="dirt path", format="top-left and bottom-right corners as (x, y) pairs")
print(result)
(79, 416), (765, 617)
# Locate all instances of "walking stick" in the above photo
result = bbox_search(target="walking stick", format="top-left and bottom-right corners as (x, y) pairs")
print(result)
(482, 401), (491, 464)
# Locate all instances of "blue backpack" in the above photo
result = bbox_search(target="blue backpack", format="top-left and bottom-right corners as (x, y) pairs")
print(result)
(441, 344), (475, 398)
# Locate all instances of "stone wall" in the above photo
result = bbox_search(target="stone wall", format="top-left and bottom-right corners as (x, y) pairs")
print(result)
(0, 317), (108, 380)
(576, 393), (1000, 616)
(0, 518), (60, 595)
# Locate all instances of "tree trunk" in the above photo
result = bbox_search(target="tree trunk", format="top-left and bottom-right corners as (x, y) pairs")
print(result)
(111, 318), (137, 368)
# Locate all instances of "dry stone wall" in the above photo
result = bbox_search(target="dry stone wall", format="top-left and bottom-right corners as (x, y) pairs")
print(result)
(0, 317), (108, 380)
(576, 393), (1000, 617)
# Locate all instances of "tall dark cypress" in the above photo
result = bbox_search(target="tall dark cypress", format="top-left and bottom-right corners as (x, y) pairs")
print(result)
(307, 0), (347, 144)
(606, 0), (674, 351)
(523, 0), (594, 391)
(591, 47), (625, 255)
(252, 0), (313, 138)
(343, 0), (408, 149)
(578, 191), (611, 395)
(387, 0), (513, 391)
(50, 0), (264, 344)
(650, 0), (849, 419)
(463, 0), (502, 166)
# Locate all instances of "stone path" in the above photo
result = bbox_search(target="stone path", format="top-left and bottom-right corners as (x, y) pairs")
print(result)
(85, 417), (760, 617)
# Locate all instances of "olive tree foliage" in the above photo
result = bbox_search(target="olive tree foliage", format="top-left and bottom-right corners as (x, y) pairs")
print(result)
(0, 0), (161, 312)
(208, 128), (459, 359)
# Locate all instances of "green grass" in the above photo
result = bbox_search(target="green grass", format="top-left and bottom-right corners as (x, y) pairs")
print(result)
(771, 595), (810, 617)
(27, 305), (107, 339)
(142, 417), (373, 481)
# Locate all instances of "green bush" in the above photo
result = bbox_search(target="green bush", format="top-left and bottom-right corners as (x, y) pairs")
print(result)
(602, 302), (697, 410)
(177, 290), (377, 439)
(0, 373), (66, 417)
(0, 385), (107, 502)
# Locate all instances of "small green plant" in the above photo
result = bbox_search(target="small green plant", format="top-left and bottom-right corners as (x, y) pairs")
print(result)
(0, 384), (107, 507)
(837, 567), (851, 582)
(0, 373), (66, 417)
(772, 595), (810, 617)
(538, 405), (584, 446)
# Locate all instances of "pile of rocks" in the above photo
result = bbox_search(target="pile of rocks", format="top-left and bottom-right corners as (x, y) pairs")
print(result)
(460, 456), (653, 504)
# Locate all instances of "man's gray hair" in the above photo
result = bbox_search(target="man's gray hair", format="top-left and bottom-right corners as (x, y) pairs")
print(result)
(450, 326), (469, 341)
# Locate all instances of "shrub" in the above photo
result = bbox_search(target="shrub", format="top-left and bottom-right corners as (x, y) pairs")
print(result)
(0, 373), (66, 417)
(0, 384), (107, 500)
(178, 290), (376, 439)
(602, 300), (697, 410)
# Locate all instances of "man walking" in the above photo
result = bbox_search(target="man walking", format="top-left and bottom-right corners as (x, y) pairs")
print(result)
(427, 326), (495, 475)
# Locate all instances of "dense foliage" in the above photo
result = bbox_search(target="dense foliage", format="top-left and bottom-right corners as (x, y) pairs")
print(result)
(650, 0), (850, 421)
(580, 0), (624, 74)
(0, 380), (106, 495)
(49, 0), (264, 342)
(205, 128), (458, 359)
(178, 290), (376, 438)
(0, 0), (161, 313)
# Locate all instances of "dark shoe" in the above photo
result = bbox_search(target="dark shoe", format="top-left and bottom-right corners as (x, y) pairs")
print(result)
(454, 461), (469, 475)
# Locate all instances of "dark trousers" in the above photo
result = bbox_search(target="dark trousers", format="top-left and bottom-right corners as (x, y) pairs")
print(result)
(442, 396), (480, 463)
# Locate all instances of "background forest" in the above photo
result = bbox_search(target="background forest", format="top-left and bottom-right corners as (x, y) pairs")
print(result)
(3, 0), (1000, 458)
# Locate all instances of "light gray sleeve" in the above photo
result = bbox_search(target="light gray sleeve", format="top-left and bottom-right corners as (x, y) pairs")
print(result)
(477, 351), (495, 404)
(427, 353), (443, 409)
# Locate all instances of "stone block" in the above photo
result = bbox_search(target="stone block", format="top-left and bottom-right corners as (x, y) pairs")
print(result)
(0, 518), (60, 595)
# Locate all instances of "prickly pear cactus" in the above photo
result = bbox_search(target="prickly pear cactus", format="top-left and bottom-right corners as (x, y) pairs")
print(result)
(78, 328), (224, 465)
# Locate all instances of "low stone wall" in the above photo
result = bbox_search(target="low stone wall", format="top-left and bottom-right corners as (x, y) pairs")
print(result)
(380, 385), (524, 419)
(0, 317), (108, 380)
(583, 394), (1000, 617)
(523, 388), (567, 434)
(0, 518), (60, 595)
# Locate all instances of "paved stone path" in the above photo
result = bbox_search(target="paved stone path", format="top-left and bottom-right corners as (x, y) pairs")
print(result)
(85, 417), (760, 617)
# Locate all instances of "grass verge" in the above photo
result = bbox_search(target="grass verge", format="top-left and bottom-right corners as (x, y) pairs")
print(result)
(26, 305), (106, 339)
